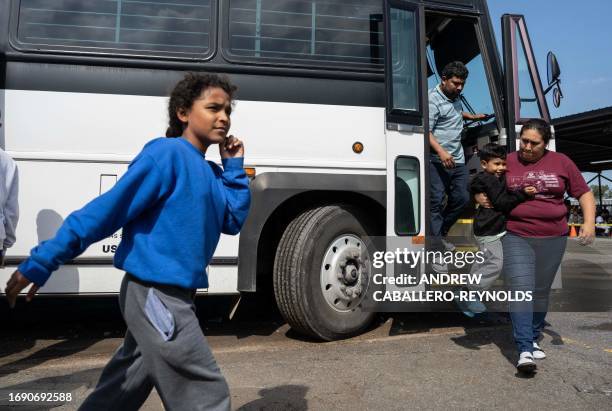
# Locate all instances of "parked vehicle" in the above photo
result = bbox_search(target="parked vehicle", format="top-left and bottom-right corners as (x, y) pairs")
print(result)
(0, 0), (561, 340)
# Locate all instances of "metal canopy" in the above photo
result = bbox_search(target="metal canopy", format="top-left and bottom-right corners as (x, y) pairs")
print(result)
(553, 106), (612, 172)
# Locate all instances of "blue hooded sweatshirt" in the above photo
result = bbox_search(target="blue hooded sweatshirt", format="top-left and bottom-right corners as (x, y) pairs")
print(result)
(19, 137), (251, 289)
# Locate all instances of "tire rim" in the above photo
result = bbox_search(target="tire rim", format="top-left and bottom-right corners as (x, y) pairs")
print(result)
(320, 234), (371, 312)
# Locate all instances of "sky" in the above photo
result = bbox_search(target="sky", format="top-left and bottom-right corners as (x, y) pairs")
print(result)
(487, 0), (612, 184)
(487, 0), (612, 119)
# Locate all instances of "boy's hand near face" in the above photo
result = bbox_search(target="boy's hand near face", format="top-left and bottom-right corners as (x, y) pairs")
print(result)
(219, 135), (244, 159)
(523, 186), (537, 196)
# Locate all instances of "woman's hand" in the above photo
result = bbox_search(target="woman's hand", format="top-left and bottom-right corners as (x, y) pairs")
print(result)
(577, 191), (596, 246)
(578, 224), (595, 246)
(474, 193), (492, 208)
(523, 186), (537, 196)
(219, 135), (244, 159)
(5, 270), (38, 308)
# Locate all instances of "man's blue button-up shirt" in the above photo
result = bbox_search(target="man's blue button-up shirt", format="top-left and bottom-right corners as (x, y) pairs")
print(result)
(428, 85), (465, 164)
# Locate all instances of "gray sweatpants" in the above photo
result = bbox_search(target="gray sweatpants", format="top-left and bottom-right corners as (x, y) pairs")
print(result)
(468, 236), (504, 291)
(79, 274), (230, 411)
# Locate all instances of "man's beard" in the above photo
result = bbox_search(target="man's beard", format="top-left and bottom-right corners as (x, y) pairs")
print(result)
(443, 88), (460, 100)
(450, 90), (462, 98)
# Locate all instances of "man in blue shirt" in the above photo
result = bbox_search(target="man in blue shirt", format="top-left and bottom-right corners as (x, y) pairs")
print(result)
(429, 61), (487, 247)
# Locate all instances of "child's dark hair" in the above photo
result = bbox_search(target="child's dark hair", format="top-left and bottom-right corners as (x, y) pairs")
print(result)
(520, 118), (552, 144)
(479, 143), (507, 162)
(166, 73), (237, 137)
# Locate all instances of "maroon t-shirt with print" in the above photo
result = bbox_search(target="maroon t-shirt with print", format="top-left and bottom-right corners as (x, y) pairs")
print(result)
(505, 150), (590, 237)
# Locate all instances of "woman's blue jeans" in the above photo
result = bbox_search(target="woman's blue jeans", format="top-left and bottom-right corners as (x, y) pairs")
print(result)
(502, 233), (567, 353)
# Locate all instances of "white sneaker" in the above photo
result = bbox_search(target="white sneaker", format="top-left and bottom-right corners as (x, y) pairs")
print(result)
(533, 342), (546, 359)
(516, 352), (537, 373)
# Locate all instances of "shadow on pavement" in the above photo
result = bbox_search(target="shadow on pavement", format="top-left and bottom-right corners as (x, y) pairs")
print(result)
(0, 297), (121, 377)
(237, 385), (308, 411)
(196, 293), (287, 339)
(0, 296), (125, 341)
(386, 311), (518, 367)
(0, 367), (102, 409)
(542, 327), (565, 346)
(0, 338), (100, 378)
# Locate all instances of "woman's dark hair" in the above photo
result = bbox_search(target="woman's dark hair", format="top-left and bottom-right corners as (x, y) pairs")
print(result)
(520, 118), (552, 144)
(166, 73), (237, 137)
(479, 143), (507, 162)
(441, 61), (469, 80)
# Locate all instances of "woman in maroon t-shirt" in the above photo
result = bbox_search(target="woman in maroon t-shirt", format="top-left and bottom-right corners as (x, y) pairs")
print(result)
(477, 119), (595, 373)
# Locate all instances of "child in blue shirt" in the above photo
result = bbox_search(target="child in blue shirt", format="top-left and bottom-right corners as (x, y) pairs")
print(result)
(5, 73), (250, 410)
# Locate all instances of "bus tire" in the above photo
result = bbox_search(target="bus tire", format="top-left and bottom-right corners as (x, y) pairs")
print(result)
(273, 204), (377, 341)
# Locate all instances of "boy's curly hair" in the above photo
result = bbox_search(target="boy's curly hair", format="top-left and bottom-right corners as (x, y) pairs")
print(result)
(166, 73), (237, 137)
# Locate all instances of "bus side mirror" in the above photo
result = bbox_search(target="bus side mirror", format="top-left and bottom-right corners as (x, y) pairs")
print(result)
(545, 51), (563, 108)
(547, 51), (561, 83)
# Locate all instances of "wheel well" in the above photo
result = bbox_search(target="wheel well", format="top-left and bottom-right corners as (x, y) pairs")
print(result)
(255, 191), (385, 290)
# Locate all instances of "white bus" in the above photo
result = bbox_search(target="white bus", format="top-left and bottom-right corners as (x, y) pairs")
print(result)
(0, 0), (560, 340)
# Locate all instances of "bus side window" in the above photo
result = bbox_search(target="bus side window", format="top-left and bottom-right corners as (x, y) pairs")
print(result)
(15, 0), (213, 58)
(227, 0), (383, 70)
(395, 157), (420, 236)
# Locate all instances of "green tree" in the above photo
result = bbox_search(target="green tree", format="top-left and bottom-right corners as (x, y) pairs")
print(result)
(590, 184), (611, 202)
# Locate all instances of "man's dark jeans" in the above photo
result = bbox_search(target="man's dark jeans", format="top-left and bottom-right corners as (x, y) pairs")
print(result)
(429, 160), (470, 237)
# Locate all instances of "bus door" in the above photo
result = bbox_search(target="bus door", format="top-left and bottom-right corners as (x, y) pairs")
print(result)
(383, 0), (427, 296)
(422, 9), (506, 237)
(502, 14), (555, 151)
(383, 2), (507, 239)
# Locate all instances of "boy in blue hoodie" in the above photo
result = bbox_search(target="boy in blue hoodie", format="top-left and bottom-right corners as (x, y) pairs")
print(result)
(5, 73), (250, 410)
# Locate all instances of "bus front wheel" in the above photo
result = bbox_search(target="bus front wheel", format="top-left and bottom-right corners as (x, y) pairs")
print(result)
(273, 205), (377, 341)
